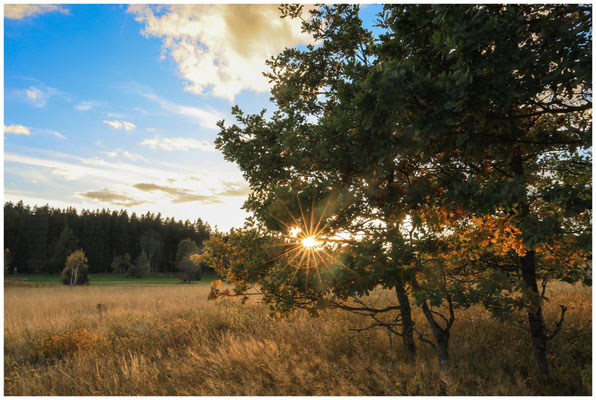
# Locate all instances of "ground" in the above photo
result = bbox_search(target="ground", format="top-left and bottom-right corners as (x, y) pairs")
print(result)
(4, 280), (591, 395)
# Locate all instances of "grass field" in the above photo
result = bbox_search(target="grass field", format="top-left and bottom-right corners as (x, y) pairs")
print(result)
(4, 273), (217, 286)
(4, 281), (591, 395)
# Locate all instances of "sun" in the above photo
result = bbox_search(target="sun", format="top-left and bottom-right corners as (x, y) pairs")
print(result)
(301, 236), (321, 249)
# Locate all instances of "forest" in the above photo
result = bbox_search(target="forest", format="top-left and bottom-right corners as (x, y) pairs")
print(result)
(3, 201), (212, 274)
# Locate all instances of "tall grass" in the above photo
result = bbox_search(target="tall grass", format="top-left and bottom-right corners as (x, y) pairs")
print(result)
(4, 282), (591, 395)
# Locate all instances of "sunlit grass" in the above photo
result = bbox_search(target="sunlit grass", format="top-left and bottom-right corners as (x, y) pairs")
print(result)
(4, 282), (591, 395)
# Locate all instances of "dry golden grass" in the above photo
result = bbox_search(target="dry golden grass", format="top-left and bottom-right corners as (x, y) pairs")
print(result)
(4, 282), (591, 395)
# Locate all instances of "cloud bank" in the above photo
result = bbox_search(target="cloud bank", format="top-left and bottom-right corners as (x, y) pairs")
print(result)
(128, 4), (314, 101)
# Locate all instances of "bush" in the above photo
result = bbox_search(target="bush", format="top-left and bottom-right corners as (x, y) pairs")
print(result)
(111, 253), (132, 274)
(60, 250), (89, 286)
(127, 253), (148, 279)
(178, 254), (202, 283)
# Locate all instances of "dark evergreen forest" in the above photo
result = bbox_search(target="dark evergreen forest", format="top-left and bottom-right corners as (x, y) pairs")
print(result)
(4, 201), (212, 274)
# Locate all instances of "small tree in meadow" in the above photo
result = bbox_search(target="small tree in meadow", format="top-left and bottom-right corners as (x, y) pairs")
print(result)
(111, 253), (132, 274)
(61, 249), (90, 286)
(127, 251), (148, 278)
(177, 253), (203, 283)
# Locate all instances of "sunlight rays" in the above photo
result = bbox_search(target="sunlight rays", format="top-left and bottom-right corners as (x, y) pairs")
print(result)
(260, 194), (361, 289)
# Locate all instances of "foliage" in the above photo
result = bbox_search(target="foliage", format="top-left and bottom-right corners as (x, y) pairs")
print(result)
(214, 4), (591, 372)
(111, 253), (132, 274)
(48, 226), (79, 274)
(127, 252), (148, 279)
(60, 250), (90, 286)
(175, 238), (199, 266)
(177, 254), (203, 283)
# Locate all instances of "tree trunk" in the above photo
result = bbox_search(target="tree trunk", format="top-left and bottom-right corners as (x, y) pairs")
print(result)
(521, 249), (550, 375)
(435, 330), (450, 369)
(420, 301), (451, 369)
(395, 279), (416, 361)
(511, 150), (550, 375)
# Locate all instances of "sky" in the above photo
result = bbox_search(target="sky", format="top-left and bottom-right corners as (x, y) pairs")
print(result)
(4, 4), (382, 231)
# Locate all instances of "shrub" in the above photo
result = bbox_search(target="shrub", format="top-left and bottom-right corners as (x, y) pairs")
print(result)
(127, 253), (148, 278)
(178, 254), (203, 283)
(111, 253), (132, 274)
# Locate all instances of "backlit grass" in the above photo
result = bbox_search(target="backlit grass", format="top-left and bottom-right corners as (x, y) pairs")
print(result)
(4, 282), (591, 395)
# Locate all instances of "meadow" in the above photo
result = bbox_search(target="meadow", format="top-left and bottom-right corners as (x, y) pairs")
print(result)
(4, 281), (591, 395)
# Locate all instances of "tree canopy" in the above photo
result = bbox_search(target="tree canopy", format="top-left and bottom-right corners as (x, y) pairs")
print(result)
(213, 4), (591, 373)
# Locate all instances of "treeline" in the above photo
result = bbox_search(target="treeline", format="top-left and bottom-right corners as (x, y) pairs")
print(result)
(4, 201), (212, 274)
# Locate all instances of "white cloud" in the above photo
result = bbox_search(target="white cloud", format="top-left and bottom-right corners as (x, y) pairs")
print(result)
(128, 4), (315, 101)
(4, 124), (31, 136)
(141, 135), (216, 152)
(5, 4), (68, 19)
(103, 120), (137, 131)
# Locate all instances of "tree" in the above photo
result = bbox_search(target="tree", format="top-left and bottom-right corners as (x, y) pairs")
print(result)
(214, 4), (591, 372)
(4, 248), (13, 275)
(61, 250), (90, 286)
(178, 253), (203, 283)
(49, 226), (80, 274)
(111, 253), (132, 274)
(140, 230), (161, 273)
(175, 238), (202, 282)
(128, 251), (148, 278)
(175, 238), (199, 267)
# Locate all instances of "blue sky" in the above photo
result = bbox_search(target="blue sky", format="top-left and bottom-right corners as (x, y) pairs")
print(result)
(4, 4), (382, 231)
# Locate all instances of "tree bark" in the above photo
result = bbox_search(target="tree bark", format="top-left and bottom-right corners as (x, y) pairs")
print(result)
(511, 150), (550, 375)
(521, 249), (550, 375)
(395, 279), (416, 361)
(420, 301), (451, 369)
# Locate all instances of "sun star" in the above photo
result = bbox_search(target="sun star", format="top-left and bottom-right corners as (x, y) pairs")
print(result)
(301, 236), (320, 249)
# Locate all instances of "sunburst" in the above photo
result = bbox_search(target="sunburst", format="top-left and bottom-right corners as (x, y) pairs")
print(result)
(264, 194), (360, 289)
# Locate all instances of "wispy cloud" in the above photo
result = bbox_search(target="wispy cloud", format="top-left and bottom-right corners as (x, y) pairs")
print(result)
(100, 149), (147, 162)
(4, 125), (66, 139)
(103, 120), (136, 131)
(217, 181), (251, 197)
(4, 124), (31, 136)
(107, 112), (126, 118)
(141, 135), (216, 152)
(128, 4), (314, 101)
(140, 90), (222, 129)
(133, 182), (221, 204)
(37, 128), (67, 139)
(5, 4), (69, 19)
(75, 100), (106, 111)
(77, 188), (148, 207)
(16, 84), (67, 108)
